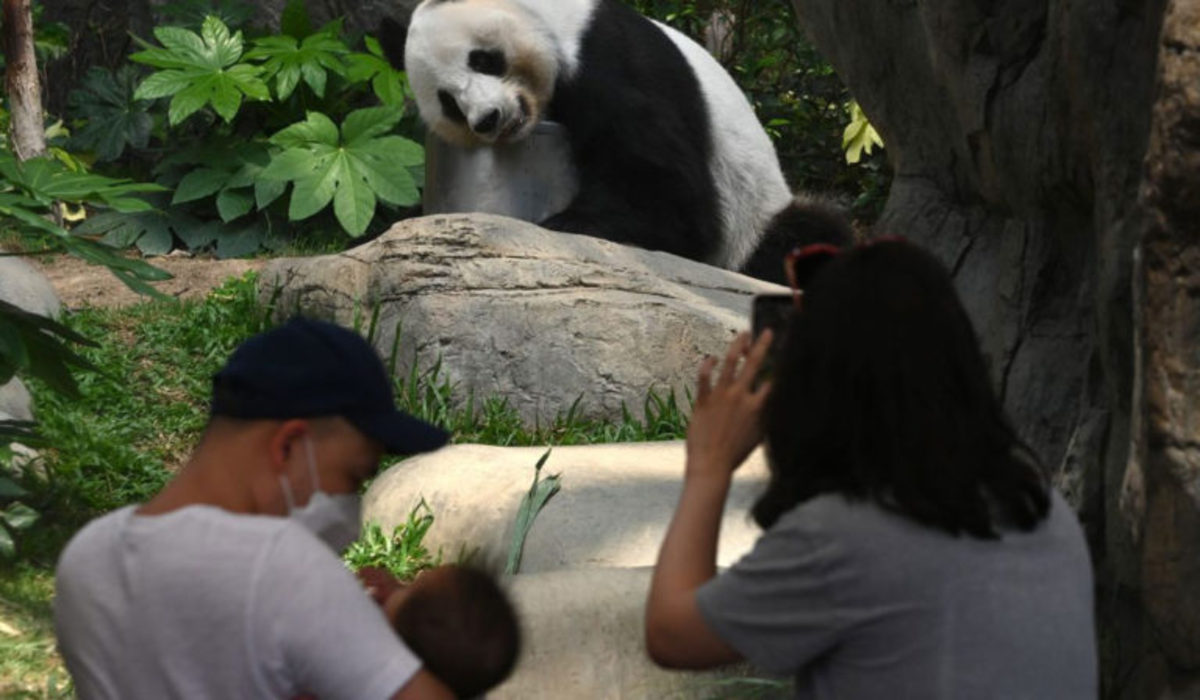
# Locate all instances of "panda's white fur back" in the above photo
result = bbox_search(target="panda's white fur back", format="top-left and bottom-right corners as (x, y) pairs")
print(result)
(651, 21), (792, 269)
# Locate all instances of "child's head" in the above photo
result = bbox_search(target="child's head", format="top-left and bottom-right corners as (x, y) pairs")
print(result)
(385, 565), (520, 698)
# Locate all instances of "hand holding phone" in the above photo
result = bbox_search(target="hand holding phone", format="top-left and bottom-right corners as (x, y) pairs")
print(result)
(751, 293), (794, 384)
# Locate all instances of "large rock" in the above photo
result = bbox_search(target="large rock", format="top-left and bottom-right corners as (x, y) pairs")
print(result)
(363, 442), (770, 574)
(0, 256), (61, 320)
(0, 380), (33, 422)
(0, 256), (62, 426)
(366, 442), (785, 698)
(261, 214), (782, 424)
(495, 568), (785, 700)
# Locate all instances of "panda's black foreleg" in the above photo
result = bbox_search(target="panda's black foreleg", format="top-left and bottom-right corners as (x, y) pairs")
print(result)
(539, 169), (719, 264)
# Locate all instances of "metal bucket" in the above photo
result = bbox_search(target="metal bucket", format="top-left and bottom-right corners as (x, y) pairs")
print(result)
(422, 121), (579, 224)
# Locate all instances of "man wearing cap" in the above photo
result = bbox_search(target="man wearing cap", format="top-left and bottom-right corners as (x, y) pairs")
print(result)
(54, 318), (454, 699)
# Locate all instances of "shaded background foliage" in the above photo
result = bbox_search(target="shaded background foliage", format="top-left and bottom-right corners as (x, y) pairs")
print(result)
(34, 0), (888, 231)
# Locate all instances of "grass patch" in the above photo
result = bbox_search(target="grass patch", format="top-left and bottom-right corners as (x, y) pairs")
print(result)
(3, 268), (691, 692)
(0, 564), (71, 698)
(15, 272), (272, 564)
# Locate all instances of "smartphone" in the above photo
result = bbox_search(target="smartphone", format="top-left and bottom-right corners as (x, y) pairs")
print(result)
(751, 293), (794, 383)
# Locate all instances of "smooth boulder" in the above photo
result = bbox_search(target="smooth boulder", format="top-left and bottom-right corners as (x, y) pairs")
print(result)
(362, 441), (770, 574)
(260, 213), (784, 424)
(0, 256), (62, 425)
(494, 567), (786, 700)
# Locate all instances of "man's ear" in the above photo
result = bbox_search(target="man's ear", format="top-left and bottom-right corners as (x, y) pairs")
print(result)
(377, 15), (409, 71)
(267, 419), (310, 473)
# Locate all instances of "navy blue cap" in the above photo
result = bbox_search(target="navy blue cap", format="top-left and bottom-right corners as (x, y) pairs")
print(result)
(211, 317), (449, 455)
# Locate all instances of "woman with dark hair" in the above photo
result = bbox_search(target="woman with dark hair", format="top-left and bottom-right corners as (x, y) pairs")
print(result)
(645, 240), (1097, 698)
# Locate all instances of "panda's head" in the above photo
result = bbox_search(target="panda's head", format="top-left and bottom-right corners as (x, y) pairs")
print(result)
(381, 0), (559, 147)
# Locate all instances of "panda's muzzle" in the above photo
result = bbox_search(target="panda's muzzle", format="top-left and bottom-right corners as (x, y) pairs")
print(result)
(497, 95), (532, 141)
(472, 109), (501, 135)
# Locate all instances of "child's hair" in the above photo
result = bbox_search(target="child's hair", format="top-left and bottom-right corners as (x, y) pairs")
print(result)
(392, 566), (521, 698)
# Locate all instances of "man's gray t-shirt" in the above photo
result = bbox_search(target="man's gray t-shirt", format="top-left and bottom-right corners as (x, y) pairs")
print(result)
(55, 505), (421, 699)
(696, 490), (1095, 699)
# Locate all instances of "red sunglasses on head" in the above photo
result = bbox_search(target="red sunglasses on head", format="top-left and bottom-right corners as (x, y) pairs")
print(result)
(783, 235), (908, 307)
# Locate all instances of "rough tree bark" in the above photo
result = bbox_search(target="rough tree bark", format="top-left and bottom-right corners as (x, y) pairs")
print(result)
(789, 0), (1194, 696)
(4, 0), (45, 159)
(1121, 0), (1200, 694)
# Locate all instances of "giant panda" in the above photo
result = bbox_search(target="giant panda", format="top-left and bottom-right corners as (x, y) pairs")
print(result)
(380, 0), (851, 282)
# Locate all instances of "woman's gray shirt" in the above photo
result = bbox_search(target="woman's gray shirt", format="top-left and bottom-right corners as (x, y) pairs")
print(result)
(695, 489), (1096, 699)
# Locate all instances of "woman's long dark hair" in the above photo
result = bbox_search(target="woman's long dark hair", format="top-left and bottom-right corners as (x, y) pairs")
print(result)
(754, 240), (1050, 538)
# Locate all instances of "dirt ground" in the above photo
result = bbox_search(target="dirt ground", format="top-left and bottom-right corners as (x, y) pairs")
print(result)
(29, 253), (267, 310)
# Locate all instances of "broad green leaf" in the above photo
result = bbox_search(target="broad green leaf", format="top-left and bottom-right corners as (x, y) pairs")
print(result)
(2, 502), (38, 531)
(216, 187), (254, 221)
(0, 300), (100, 398)
(168, 82), (213, 125)
(0, 526), (13, 558)
(154, 26), (211, 64)
(345, 45), (409, 106)
(0, 323), (29, 376)
(136, 225), (174, 256)
(274, 63), (302, 100)
(259, 147), (327, 182)
(174, 218), (221, 250)
(173, 167), (231, 204)
(74, 210), (170, 251)
(333, 157), (378, 235)
(286, 150), (340, 221)
(201, 15), (243, 68)
(255, 178), (287, 209)
(68, 66), (155, 162)
(134, 70), (194, 100)
(216, 223), (265, 259)
(269, 111), (339, 148)
(0, 475), (27, 500)
(245, 25), (347, 100)
(300, 61), (327, 98)
(210, 77), (244, 122)
(131, 17), (263, 125)
(226, 64), (270, 101)
(260, 109), (424, 235)
(342, 105), (404, 146)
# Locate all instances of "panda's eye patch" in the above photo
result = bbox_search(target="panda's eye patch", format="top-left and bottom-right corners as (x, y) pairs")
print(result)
(437, 90), (467, 124)
(468, 49), (507, 76)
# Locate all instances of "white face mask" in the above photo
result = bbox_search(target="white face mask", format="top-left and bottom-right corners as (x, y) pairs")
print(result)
(279, 436), (363, 553)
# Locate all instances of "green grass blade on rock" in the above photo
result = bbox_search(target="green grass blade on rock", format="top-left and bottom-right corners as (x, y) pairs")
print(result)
(505, 448), (561, 575)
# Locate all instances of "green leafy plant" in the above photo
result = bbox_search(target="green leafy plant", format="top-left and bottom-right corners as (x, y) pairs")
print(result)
(130, 16), (269, 125)
(77, 7), (422, 256)
(67, 66), (157, 162)
(343, 36), (412, 107)
(243, 19), (350, 100)
(260, 106), (422, 236)
(505, 448), (561, 575)
(344, 500), (441, 581)
(0, 152), (170, 293)
(0, 300), (99, 399)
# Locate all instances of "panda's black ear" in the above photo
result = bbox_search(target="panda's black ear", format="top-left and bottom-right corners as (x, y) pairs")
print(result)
(376, 16), (409, 71)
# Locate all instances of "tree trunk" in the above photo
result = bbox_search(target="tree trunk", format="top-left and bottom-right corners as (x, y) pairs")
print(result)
(1121, 0), (1200, 693)
(4, 0), (45, 160)
(789, 0), (1195, 696)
